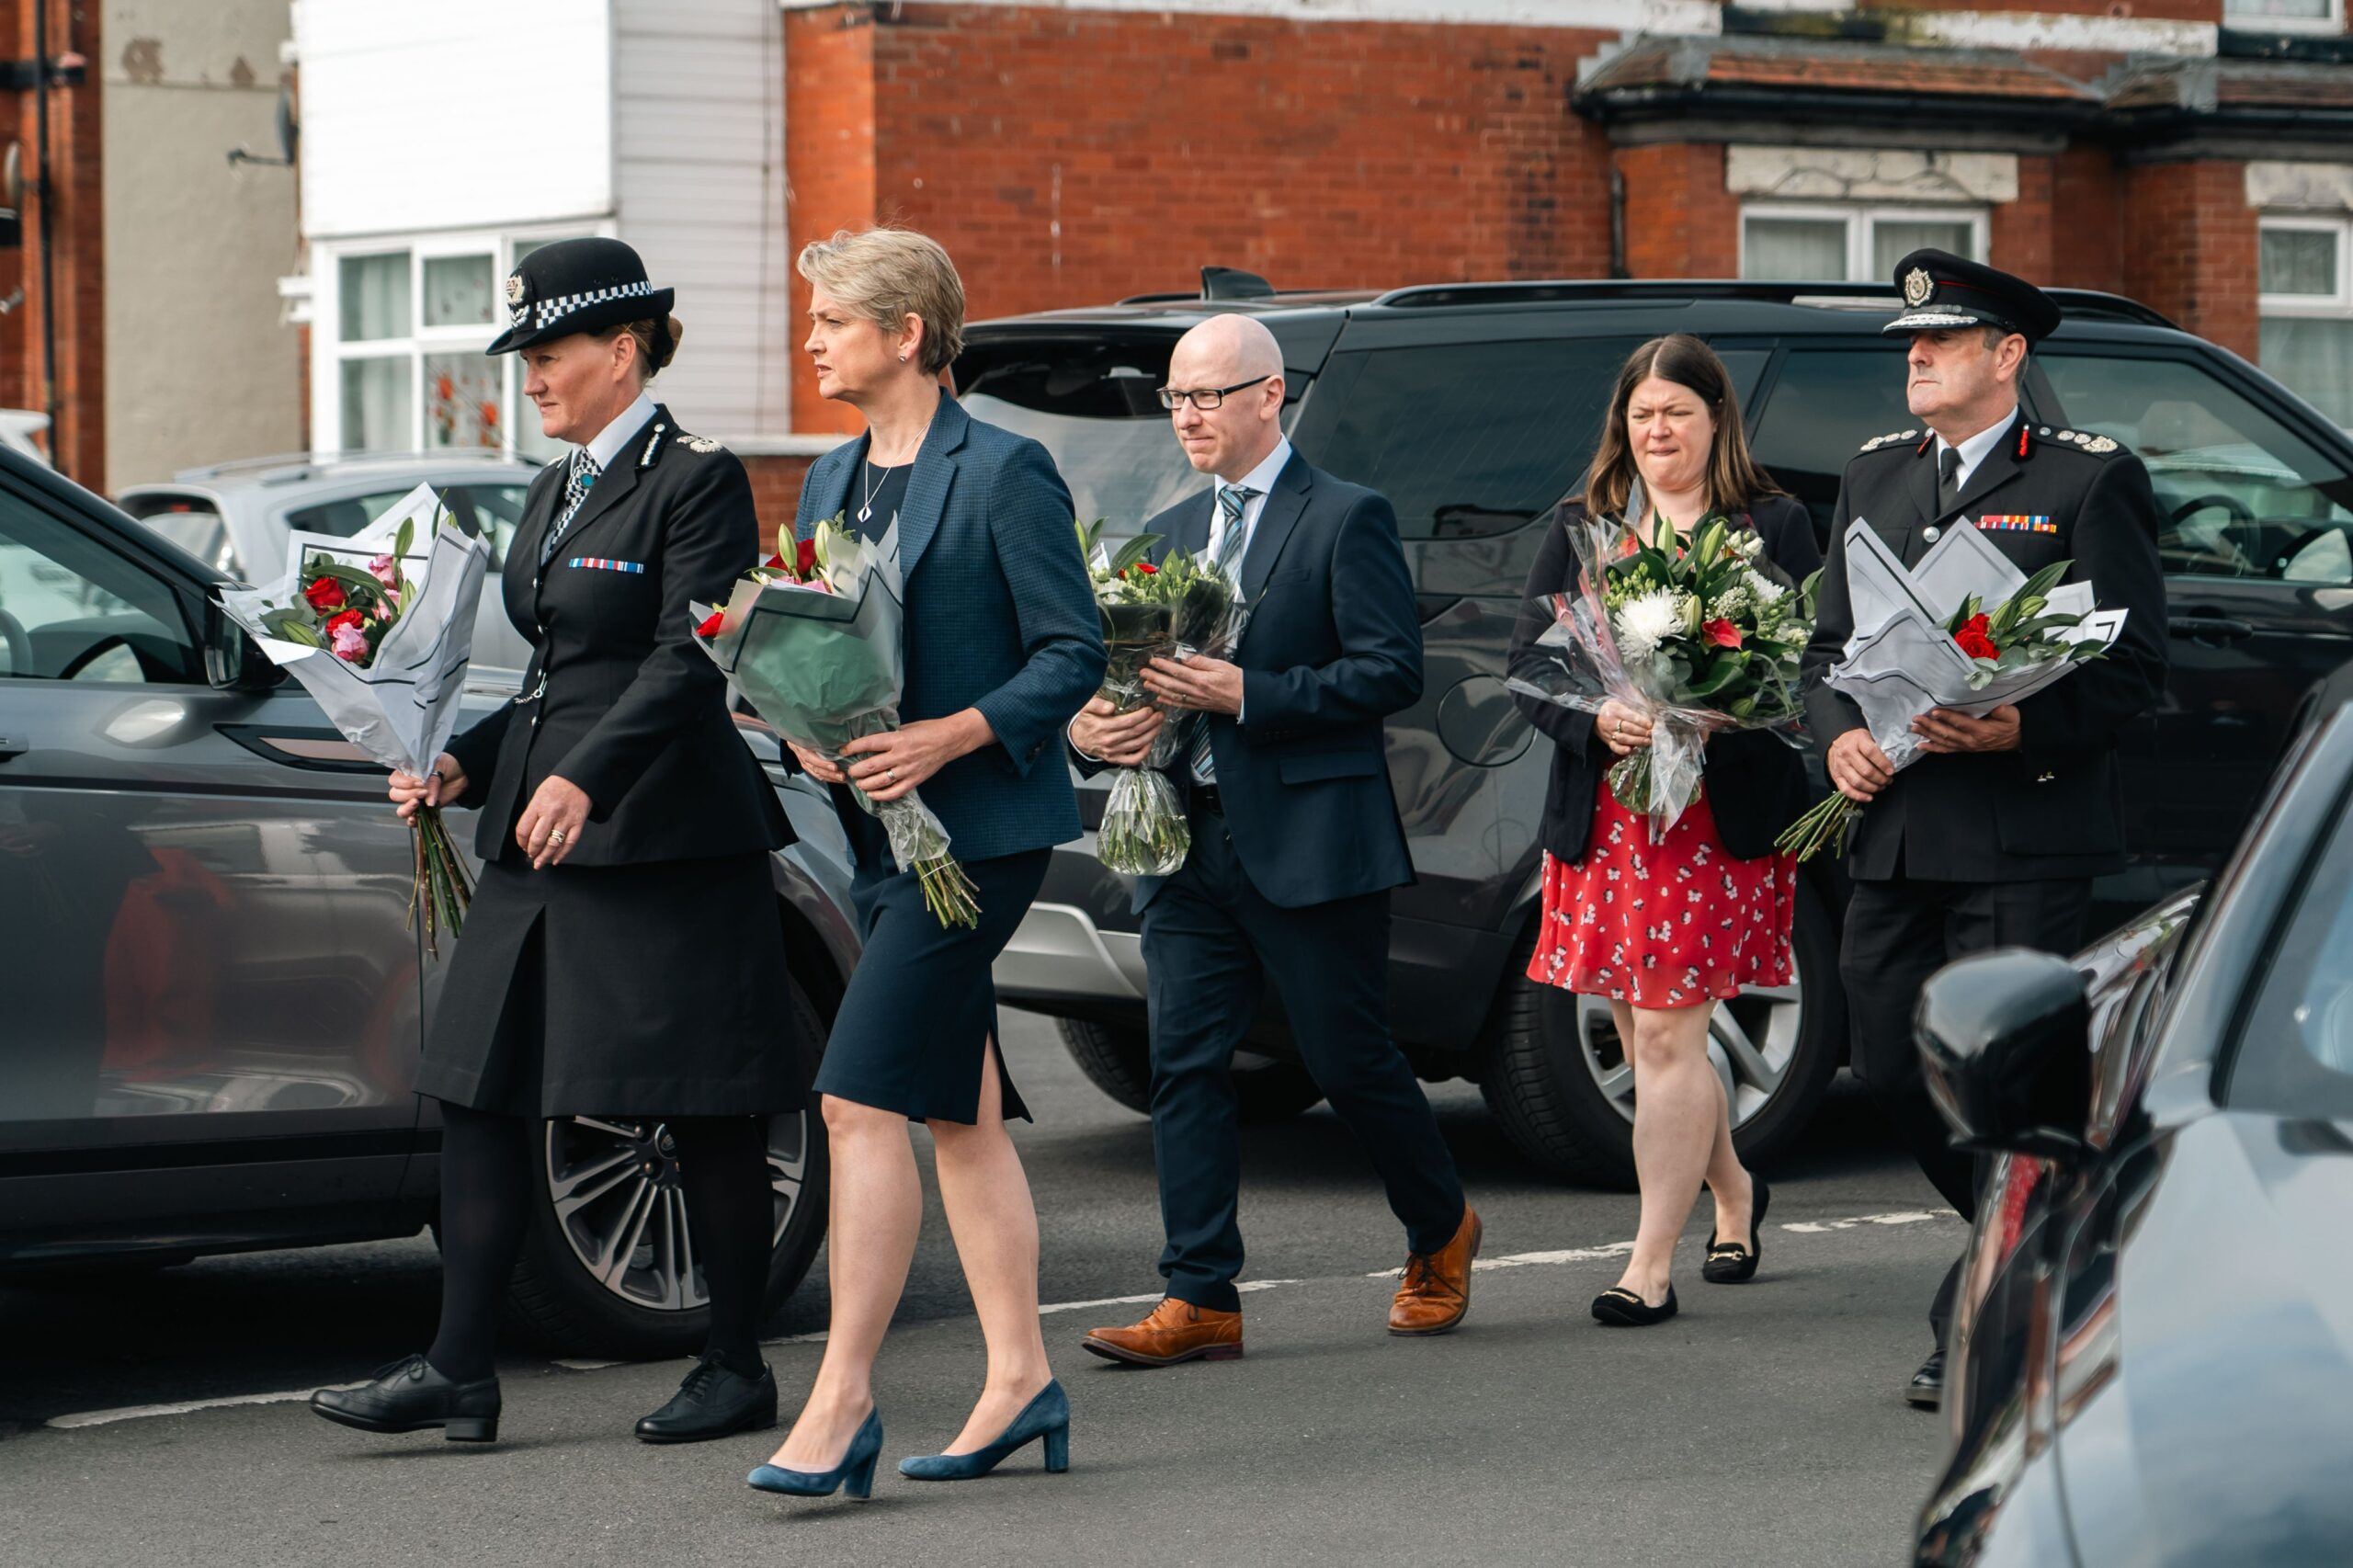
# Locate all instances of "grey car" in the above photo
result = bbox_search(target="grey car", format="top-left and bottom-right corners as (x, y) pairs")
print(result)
(118, 450), (547, 674)
(0, 445), (858, 1358)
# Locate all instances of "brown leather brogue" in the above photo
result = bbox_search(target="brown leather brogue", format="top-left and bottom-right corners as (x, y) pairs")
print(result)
(1388, 1206), (1482, 1335)
(1079, 1298), (1245, 1368)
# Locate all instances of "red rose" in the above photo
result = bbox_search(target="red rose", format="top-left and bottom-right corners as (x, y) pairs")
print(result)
(1960, 611), (1991, 638)
(1702, 618), (1743, 649)
(766, 553), (787, 569)
(1956, 628), (1999, 661)
(695, 610), (725, 638)
(796, 537), (819, 575)
(302, 575), (346, 612)
(324, 608), (364, 635)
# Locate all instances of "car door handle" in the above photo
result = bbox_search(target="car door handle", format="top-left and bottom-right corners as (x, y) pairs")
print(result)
(2166, 613), (2254, 643)
(215, 723), (383, 773)
(0, 734), (27, 762)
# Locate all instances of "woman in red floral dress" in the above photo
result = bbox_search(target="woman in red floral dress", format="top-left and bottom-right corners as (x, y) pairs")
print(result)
(1509, 335), (1820, 1325)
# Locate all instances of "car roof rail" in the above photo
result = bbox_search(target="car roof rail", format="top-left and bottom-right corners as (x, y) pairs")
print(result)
(1365, 278), (2181, 330)
(171, 449), (522, 483)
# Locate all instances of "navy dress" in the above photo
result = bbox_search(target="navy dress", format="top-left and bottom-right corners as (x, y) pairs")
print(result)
(799, 396), (1106, 1126)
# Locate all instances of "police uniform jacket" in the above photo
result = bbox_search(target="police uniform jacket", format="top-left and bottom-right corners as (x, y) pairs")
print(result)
(443, 407), (791, 866)
(1799, 411), (2167, 884)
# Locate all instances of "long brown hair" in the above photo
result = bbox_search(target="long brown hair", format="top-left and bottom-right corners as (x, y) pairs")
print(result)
(1582, 334), (1783, 523)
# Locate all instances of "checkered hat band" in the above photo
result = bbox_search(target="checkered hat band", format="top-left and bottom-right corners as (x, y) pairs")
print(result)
(521, 279), (655, 329)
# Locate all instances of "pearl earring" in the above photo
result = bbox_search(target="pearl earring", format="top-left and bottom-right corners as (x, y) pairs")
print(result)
(899, 353), (909, 362)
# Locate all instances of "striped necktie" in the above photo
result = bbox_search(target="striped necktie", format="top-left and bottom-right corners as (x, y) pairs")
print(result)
(541, 448), (601, 564)
(1190, 483), (1259, 785)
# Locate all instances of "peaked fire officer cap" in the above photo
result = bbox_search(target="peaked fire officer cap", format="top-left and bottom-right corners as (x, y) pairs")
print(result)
(1882, 249), (2062, 346)
(485, 237), (676, 356)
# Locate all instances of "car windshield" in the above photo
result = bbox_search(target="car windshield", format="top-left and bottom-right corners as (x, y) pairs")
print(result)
(959, 336), (1256, 536)
(2224, 768), (2353, 1119)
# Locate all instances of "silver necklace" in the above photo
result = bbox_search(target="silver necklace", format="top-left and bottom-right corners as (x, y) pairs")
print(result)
(858, 456), (900, 524)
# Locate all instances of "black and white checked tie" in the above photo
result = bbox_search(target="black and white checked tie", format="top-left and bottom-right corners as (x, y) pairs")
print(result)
(540, 448), (601, 564)
(1190, 483), (1259, 784)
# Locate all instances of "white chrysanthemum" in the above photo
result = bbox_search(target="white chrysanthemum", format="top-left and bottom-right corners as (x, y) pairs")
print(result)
(1615, 589), (1683, 663)
(1749, 572), (1788, 605)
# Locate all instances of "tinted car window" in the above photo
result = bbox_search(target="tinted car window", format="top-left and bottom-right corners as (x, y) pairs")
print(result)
(1313, 338), (1643, 540)
(449, 483), (533, 568)
(283, 488), (417, 540)
(2225, 783), (2353, 1118)
(961, 339), (1216, 533)
(1746, 347), (1915, 538)
(2039, 354), (2353, 585)
(0, 488), (200, 683)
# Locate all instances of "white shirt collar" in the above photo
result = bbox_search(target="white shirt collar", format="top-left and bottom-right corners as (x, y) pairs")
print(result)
(1219, 437), (1292, 508)
(1935, 405), (2018, 489)
(582, 391), (658, 472)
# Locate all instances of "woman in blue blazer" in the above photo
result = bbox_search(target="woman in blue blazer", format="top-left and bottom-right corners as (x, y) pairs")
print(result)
(748, 230), (1105, 1501)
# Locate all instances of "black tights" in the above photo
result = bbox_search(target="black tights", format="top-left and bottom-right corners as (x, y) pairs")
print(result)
(426, 1100), (774, 1382)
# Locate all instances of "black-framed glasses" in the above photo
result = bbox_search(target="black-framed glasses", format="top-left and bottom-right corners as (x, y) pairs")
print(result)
(1157, 375), (1271, 412)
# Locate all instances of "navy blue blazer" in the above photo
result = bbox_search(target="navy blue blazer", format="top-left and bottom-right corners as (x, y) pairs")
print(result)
(794, 391), (1106, 865)
(1079, 450), (1422, 912)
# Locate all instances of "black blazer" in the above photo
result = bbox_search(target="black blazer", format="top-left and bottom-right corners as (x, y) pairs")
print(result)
(1799, 411), (2167, 884)
(443, 406), (791, 867)
(1073, 450), (1422, 912)
(1508, 495), (1821, 864)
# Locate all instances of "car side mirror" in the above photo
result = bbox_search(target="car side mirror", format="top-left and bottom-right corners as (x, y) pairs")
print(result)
(1915, 949), (2096, 1164)
(203, 599), (282, 692)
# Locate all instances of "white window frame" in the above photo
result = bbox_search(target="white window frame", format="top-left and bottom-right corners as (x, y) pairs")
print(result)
(312, 221), (613, 459)
(1738, 201), (1990, 283)
(2258, 213), (2352, 316)
(2224, 0), (2343, 37)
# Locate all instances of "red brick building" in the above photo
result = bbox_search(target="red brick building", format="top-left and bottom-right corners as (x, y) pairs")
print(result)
(0, 0), (100, 483)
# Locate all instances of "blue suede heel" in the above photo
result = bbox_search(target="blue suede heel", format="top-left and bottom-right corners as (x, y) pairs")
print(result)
(746, 1409), (883, 1501)
(896, 1381), (1070, 1481)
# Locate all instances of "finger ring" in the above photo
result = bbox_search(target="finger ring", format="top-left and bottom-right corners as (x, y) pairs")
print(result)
(887, 767), (898, 784)
(549, 828), (566, 846)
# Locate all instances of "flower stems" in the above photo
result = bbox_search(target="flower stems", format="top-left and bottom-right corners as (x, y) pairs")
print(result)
(914, 853), (981, 928)
(1774, 792), (1859, 862)
(405, 805), (475, 957)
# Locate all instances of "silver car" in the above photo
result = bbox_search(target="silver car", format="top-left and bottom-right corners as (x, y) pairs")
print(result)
(1, 445), (857, 1358)
(118, 450), (546, 674)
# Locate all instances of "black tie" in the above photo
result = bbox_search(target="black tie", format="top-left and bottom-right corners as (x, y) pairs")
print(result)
(1937, 446), (1962, 518)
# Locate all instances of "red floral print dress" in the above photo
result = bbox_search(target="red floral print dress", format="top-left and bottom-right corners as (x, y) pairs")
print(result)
(1528, 779), (1796, 1009)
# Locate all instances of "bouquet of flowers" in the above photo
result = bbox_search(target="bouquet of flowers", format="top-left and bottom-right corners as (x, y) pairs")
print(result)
(1775, 518), (2125, 861)
(1076, 519), (1249, 875)
(216, 483), (492, 953)
(692, 514), (979, 927)
(1507, 498), (1813, 841)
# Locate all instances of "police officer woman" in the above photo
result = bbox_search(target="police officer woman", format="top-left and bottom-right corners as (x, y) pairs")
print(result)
(311, 238), (803, 1447)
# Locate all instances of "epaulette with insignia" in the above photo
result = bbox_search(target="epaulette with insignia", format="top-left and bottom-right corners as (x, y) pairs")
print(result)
(680, 434), (723, 454)
(1858, 428), (1920, 454)
(2033, 425), (2122, 457)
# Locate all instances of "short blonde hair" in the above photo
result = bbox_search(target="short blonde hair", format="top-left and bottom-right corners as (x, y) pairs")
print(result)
(797, 227), (966, 375)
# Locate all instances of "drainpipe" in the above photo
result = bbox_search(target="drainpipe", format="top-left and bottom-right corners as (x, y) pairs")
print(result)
(1608, 164), (1628, 280)
(33, 0), (57, 466)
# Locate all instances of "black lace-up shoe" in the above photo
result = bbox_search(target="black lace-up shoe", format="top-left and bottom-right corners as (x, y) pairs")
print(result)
(1906, 1347), (1946, 1409)
(635, 1352), (777, 1444)
(311, 1354), (500, 1442)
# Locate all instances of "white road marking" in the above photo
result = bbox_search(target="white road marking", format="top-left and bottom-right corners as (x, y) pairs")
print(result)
(41, 1210), (1962, 1431)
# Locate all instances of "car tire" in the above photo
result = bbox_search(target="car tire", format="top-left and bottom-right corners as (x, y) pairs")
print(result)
(1057, 1017), (1327, 1124)
(1478, 876), (1846, 1187)
(497, 975), (832, 1359)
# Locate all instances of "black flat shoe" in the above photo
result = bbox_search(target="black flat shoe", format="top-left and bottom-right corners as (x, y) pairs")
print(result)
(1905, 1347), (1945, 1409)
(635, 1352), (778, 1444)
(1591, 1285), (1678, 1326)
(311, 1354), (500, 1442)
(1701, 1174), (1771, 1284)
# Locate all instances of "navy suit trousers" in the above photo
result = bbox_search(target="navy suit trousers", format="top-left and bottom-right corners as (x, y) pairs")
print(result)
(1142, 800), (1465, 1312)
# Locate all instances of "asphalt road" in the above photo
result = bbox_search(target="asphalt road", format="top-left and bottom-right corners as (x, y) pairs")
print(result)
(0, 1013), (1960, 1567)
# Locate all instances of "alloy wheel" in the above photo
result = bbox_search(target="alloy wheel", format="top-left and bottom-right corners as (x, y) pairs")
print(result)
(1573, 982), (1802, 1131)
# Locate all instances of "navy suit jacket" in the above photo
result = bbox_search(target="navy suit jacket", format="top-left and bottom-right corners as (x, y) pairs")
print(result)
(795, 391), (1106, 865)
(1079, 450), (1422, 911)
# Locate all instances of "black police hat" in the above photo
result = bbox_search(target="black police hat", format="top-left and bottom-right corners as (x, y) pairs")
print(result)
(1882, 249), (2062, 346)
(485, 237), (676, 356)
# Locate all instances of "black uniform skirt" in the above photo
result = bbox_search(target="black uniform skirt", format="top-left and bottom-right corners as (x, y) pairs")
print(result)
(813, 829), (1050, 1127)
(416, 852), (802, 1119)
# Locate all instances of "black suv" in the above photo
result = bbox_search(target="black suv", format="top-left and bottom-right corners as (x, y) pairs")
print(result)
(966, 275), (2353, 1185)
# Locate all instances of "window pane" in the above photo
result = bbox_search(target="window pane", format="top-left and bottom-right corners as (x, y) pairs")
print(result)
(1871, 219), (1977, 278)
(285, 490), (424, 540)
(338, 252), (411, 342)
(339, 357), (413, 451)
(2040, 351), (2353, 583)
(2224, 795), (2353, 1119)
(423, 255), (494, 327)
(2260, 228), (2337, 297)
(2227, 0), (2331, 17)
(426, 353), (504, 449)
(1744, 217), (1847, 280)
(956, 339), (1202, 530)
(1311, 338), (1645, 540)
(0, 490), (199, 683)
(2262, 315), (2353, 429)
(1747, 348), (1919, 540)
